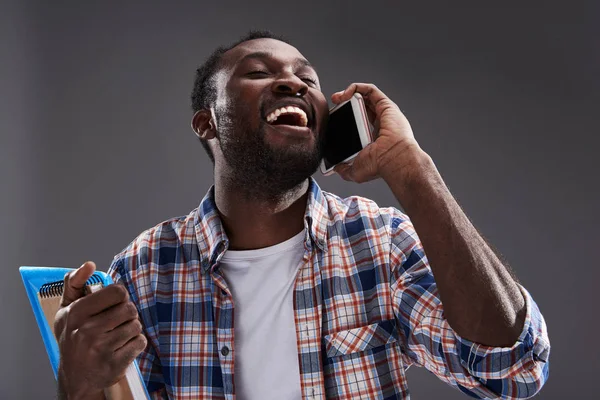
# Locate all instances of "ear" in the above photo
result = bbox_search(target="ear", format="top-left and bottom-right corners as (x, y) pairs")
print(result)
(191, 109), (216, 140)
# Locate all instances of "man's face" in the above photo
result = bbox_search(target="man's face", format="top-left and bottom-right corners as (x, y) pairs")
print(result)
(210, 38), (329, 196)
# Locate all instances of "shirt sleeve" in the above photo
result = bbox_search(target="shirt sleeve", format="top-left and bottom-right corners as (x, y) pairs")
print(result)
(389, 210), (550, 399)
(108, 257), (168, 399)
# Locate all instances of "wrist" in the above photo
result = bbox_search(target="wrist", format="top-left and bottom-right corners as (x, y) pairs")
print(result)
(379, 141), (434, 186)
(58, 368), (104, 400)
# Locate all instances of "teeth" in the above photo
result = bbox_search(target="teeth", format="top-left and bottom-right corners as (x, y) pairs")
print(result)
(266, 106), (308, 127)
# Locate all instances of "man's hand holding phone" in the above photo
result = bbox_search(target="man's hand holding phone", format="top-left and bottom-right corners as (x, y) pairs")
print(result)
(329, 83), (423, 183)
(54, 261), (147, 399)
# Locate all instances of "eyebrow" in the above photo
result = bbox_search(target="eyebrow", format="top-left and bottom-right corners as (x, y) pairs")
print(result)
(236, 51), (317, 73)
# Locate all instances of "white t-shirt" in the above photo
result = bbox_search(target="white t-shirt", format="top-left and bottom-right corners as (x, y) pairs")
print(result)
(219, 229), (306, 400)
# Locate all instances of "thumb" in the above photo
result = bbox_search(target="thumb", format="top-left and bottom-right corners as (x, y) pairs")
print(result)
(60, 261), (96, 307)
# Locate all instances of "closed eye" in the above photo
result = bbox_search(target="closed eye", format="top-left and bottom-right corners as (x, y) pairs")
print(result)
(246, 71), (318, 86)
(247, 70), (270, 77)
(300, 76), (318, 85)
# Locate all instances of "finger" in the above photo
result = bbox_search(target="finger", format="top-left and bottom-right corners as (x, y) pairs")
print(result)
(61, 261), (96, 307)
(80, 300), (139, 333)
(69, 285), (130, 322)
(112, 334), (147, 367)
(334, 163), (354, 181)
(349, 146), (379, 183)
(106, 319), (144, 351)
(332, 83), (393, 116)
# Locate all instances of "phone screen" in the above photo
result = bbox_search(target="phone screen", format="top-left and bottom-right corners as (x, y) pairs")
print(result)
(322, 101), (364, 170)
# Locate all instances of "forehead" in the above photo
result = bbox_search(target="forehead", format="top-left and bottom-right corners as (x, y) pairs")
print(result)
(221, 38), (310, 70)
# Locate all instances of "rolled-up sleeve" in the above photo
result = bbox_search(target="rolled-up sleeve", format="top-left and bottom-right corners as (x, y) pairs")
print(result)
(389, 211), (550, 399)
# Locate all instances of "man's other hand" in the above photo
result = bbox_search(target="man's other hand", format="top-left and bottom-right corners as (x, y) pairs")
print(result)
(54, 261), (147, 399)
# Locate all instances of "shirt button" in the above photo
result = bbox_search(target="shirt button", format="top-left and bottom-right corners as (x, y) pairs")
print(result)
(221, 289), (227, 296)
(221, 346), (230, 356)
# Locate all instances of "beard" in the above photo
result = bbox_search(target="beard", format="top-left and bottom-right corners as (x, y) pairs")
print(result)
(215, 104), (325, 202)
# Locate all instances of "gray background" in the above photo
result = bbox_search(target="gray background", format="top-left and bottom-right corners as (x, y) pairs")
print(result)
(2, 1), (598, 398)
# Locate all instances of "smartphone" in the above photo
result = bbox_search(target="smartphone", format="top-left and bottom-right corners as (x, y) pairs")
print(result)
(320, 93), (374, 175)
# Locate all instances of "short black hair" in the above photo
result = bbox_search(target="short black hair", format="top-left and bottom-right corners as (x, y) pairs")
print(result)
(191, 30), (289, 162)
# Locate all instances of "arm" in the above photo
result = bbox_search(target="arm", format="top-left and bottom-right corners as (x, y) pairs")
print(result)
(332, 83), (550, 397)
(383, 148), (525, 346)
(332, 82), (524, 346)
(389, 209), (549, 398)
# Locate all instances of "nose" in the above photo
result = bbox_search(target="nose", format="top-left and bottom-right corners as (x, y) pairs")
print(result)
(271, 73), (309, 97)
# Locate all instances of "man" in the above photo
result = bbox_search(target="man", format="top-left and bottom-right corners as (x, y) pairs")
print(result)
(54, 31), (550, 399)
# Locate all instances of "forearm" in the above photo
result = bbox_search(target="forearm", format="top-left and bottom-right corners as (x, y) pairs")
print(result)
(381, 147), (526, 346)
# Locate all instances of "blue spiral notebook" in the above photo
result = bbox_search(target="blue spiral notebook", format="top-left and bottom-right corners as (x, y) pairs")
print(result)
(20, 266), (150, 400)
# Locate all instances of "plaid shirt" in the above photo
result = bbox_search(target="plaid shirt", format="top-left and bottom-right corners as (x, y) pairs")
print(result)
(109, 178), (550, 399)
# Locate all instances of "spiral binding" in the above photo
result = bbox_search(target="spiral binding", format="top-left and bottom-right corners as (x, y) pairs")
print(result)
(87, 273), (103, 286)
(38, 280), (64, 298)
(38, 273), (105, 298)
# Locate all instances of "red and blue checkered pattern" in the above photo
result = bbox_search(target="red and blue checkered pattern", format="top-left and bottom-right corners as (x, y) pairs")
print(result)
(109, 178), (549, 399)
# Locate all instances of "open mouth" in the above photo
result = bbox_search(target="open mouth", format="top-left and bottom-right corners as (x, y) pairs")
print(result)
(265, 106), (309, 128)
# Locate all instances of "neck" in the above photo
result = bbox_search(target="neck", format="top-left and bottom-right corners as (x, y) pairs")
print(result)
(214, 177), (310, 250)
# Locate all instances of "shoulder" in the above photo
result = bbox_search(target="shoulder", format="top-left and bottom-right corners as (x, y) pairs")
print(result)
(109, 208), (198, 279)
(321, 189), (410, 231)
(319, 190), (419, 261)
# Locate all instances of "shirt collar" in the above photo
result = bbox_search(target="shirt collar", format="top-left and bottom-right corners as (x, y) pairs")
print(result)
(194, 177), (329, 274)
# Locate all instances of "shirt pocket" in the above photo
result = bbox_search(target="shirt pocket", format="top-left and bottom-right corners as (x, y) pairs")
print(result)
(322, 319), (406, 399)
(323, 319), (399, 357)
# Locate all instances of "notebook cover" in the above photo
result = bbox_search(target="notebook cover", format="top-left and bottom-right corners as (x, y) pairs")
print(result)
(19, 266), (150, 399)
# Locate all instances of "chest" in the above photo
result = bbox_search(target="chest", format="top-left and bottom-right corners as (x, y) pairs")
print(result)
(153, 240), (406, 399)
